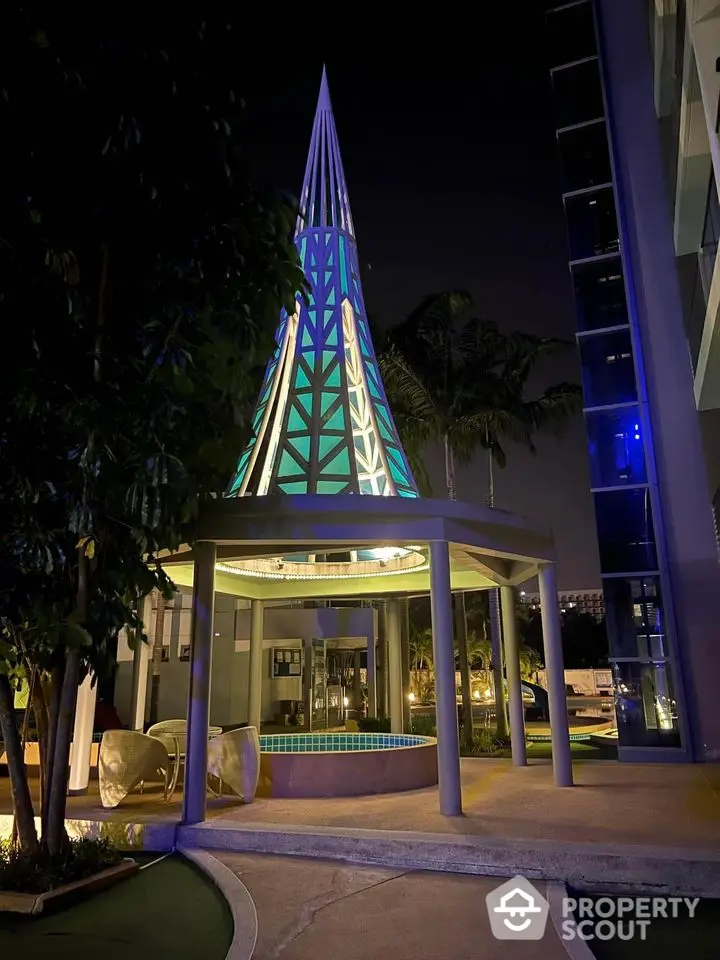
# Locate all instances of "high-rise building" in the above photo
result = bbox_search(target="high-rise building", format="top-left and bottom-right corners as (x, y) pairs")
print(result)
(545, 0), (720, 761)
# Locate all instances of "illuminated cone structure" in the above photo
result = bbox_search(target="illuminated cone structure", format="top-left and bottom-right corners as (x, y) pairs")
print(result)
(227, 68), (418, 499)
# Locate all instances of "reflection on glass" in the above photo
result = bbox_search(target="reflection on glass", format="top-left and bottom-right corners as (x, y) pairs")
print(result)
(546, 1), (597, 67)
(579, 330), (637, 407)
(558, 121), (611, 193)
(572, 256), (628, 331)
(594, 489), (658, 574)
(586, 407), (647, 488)
(565, 187), (619, 261)
(551, 59), (605, 129)
(603, 576), (665, 659)
(612, 660), (680, 748)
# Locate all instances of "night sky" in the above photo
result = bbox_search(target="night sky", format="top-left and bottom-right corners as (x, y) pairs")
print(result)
(235, 14), (602, 590)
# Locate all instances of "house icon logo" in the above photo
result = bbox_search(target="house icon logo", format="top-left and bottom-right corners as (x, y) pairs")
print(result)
(485, 875), (550, 940)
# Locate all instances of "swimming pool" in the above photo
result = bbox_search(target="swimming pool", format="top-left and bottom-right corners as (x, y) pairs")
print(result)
(256, 732), (438, 798)
(258, 732), (429, 753)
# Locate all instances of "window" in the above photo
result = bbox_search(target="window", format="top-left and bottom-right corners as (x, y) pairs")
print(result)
(594, 489), (658, 574)
(603, 577), (665, 659)
(579, 330), (637, 407)
(572, 256), (628, 331)
(551, 59), (605, 129)
(613, 660), (680, 748)
(546, 1), (597, 68)
(585, 407), (647, 488)
(565, 187), (620, 261)
(557, 121), (612, 193)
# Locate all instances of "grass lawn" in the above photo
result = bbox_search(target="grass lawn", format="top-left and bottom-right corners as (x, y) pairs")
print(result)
(463, 740), (618, 760)
(0, 854), (232, 959)
(581, 895), (720, 959)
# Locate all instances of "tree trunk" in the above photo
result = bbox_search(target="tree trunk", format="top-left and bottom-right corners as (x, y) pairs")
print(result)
(148, 591), (166, 726)
(489, 590), (508, 738)
(444, 434), (456, 501)
(453, 594), (474, 751)
(444, 434), (473, 746)
(0, 675), (38, 852)
(485, 451), (508, 738)
(41, 664), (62, 836)
(45, 649), (79, 855)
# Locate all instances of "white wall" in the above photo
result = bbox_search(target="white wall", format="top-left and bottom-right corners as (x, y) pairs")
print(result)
(114, 594), (375, 728)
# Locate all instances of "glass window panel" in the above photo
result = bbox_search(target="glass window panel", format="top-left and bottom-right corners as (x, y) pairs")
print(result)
(557, 121), (612, 193)
(594, 488), (658, 574)
(565, 187), (620, 261)
(612, 660), (681, 749)
(572, 256), (628, 331)
(603, 576), (666, 659)
(551, 59), (604, 129)
(585, 407), (647, 488)
(545, 2), (597, 68)
(579, 330), (637, 407)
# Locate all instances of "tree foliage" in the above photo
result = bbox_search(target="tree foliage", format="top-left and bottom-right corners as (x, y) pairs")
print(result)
(0, 15), (305, 852)
(378, 290), (582, 498)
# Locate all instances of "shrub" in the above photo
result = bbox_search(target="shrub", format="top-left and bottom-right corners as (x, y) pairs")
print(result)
(410, 714), (437, 737)
(0, 837), (121, 894)
(357, 717), (391, 733)
(469, 728), (511, 757)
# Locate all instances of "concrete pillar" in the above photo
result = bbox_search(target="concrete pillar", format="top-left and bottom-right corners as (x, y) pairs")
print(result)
(68, 672), (97, 795)
(429, 539), (462, 816)
(501, 585), (527, 767)
(366, 634), (377, 719)
(353, 649), (363, 711)
(247, 600), (264, 731)
(387, 599), (403, 734)
(538, 563), (573, 787)
(182, 540), (217, 825)
(129, 593), (153, 731)
(400, 598), (412, 732)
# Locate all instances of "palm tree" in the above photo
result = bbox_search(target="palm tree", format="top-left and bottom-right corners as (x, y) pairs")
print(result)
(379, 291), (581, 749)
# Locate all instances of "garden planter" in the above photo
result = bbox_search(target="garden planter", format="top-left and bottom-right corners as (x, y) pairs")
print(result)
(0, 857), (138, 915)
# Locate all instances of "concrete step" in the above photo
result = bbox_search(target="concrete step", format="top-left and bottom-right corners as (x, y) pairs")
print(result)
(177, 819), (720, 897)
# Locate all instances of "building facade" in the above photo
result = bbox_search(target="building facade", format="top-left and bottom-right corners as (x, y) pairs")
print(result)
(520, 589), (605, 620)
(647, 0), (720, 541)
(546, 0), (720, 761)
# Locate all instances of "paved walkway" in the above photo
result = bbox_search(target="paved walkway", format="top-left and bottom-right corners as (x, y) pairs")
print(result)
(207, 758), (720, 849)
(217, 852), (569, 960)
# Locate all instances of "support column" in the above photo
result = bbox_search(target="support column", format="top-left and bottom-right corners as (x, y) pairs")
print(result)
(182, 540), (217, 825)
(366, 633), (377, 719)
(501, 585), (527, 767)
(129, 593), (153, 731)
(429, 539), (462, 816)
(68, 672), (97, 795)
(400, 598), (412, 732)
(248, 600), (264, 732)
(538, 563), (573, 787)
(387, 599), (403, 734)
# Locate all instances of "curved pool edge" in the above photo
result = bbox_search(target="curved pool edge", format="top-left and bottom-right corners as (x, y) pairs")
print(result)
(256, 735), (438, 799)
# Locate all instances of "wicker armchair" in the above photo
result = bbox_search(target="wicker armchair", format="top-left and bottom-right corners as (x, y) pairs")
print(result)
(98, 730), (171, 808)
(207, 726), (260, 803)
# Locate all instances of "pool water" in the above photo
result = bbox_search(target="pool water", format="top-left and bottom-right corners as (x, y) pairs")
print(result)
(258, 732), (431, 753)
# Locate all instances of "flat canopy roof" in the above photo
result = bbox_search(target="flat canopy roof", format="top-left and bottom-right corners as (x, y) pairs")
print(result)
(160, 494), (556, 601)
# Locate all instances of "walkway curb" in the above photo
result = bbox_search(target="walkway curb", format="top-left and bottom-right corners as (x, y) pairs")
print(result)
(177, 820), (720, 897)
(179, 847), (258, 960)
(548, 882), (596, 960)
